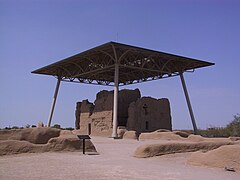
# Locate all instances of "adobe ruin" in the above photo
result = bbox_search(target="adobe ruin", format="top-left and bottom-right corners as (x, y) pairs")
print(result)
(75, 89), (172, 136)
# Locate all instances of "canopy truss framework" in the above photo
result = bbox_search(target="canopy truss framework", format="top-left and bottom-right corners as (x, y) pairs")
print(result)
(32, 41), (214, 136)
(32, 42), (213, 86)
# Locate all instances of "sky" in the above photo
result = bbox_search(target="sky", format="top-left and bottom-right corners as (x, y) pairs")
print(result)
(0, 0), (239, 130)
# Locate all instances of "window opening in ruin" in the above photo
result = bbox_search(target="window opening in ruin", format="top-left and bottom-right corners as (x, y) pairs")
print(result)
(145, 121), (149, 130)
(88, 123), (91, 135)
(143, 104), (148, 115)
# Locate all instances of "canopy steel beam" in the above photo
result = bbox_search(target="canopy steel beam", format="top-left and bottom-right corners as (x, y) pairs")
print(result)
(180, 72), (198, 135)
(112, 63), (119, 138)
(47, 77), (61, 127)
(112, 44), (119, 138)
(118, 64), (170, 74)
(72, 65), (115, 78)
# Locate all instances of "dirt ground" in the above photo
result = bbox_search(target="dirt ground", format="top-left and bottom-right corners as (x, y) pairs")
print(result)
(0, 136), (239, 180)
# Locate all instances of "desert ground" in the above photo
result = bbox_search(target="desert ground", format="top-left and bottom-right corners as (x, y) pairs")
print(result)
(0, 136), (240, 180)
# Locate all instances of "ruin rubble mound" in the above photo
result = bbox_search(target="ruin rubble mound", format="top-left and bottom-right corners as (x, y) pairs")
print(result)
(139, 131), (185, 141)
(0, 127), (61, 144)
(0, 128), (97, 156)
(188, 144), (240, 171)
(134, 141), (235, 158)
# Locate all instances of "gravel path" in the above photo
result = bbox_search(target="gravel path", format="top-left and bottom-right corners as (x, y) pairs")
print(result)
(0, 136), (239, 180)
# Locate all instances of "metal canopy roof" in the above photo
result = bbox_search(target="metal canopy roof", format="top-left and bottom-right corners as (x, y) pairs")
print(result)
(32, 41), (214, 86)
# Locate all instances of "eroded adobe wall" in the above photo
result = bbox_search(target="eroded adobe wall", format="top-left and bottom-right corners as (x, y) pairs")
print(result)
(127, 97), (172, 133)
(75, 89), (141, 136)
(90, 90), (114, 136)
(75, 89), (172, 136)
(118, 89), (141, 126)
(76, 100), (94, 134)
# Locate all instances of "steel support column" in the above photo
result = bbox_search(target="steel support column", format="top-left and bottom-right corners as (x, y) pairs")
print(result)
(47, 77), (61, 127)
(179, 73), (198, 134)
(112, 63), (119, 138)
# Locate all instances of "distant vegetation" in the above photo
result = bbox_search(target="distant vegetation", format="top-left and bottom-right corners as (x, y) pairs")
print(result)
(179, 114), (240, 137)
(52, 124), (61, 129)
(1, 123), (74, 131)
(199, 114), (240, 137)
(51, 124), (74, 130)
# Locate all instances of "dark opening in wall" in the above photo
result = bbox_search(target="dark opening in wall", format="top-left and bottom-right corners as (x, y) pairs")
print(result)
(145, 121), (149, 130)
(88, 123), (91, 135)
(143, 104), (148, 115)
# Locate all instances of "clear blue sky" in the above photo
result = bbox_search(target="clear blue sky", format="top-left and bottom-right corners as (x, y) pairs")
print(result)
(0, 0), (239, 129)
